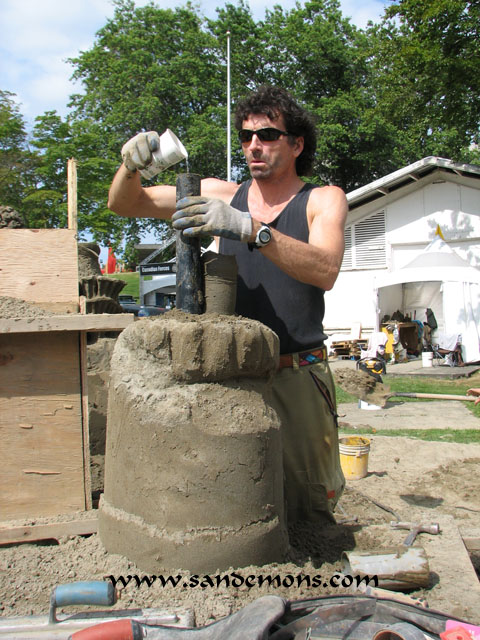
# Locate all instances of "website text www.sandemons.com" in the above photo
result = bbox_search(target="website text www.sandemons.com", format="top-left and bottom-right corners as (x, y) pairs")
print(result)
(106, 572), (378, 590)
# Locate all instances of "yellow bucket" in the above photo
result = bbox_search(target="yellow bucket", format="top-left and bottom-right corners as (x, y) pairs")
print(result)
(339, 436), (371, 480)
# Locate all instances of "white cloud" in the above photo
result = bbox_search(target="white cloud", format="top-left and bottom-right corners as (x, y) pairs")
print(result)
(0, 0), (387, 128)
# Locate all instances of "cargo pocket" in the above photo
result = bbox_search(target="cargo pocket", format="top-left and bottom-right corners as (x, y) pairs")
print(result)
(308, 370), (345, 514)
(309, 371), (339, 428)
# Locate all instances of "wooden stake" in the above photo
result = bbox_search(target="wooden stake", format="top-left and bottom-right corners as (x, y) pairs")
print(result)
(68, 158), (78, 232)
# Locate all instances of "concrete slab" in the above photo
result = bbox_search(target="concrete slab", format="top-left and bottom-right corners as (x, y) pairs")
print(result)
(337, 399), (480, 430)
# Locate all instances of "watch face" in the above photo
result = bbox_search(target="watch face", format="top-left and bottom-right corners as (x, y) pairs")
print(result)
(258, 228), (271, 245)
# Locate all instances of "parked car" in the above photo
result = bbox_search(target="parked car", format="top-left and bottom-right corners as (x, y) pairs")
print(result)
(137, 305), (165, 317)
(119, 301), (141, 316)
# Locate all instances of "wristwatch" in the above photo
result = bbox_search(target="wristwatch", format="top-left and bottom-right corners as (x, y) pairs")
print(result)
(248, 224), (272, 251)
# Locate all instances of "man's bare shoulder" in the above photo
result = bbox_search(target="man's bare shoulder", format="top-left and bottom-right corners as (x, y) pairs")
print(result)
(307, 185), (348, 218)
(201, 178), (239, 203)
(308, 184), (346, 205)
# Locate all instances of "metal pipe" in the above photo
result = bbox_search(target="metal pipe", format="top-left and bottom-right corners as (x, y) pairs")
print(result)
(175, 173), (204, 314)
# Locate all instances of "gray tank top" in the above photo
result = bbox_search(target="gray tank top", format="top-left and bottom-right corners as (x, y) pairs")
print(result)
(219, 180), (327, 354)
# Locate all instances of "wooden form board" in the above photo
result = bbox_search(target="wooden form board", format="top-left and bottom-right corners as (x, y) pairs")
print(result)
(0, 331), (88, 519)
(0, 515), (98, 546)
(0, 229), (79, 313)
(0, 314), (134, 335)
(0, 228), (135, 521)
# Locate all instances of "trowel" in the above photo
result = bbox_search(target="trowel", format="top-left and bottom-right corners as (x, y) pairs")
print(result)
(0, 581), (193, 638)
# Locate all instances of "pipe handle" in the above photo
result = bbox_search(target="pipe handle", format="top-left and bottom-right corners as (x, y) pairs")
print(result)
(50, 581), (117, 624)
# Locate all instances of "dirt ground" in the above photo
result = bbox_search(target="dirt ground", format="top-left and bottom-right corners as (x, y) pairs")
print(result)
(1, 297), (479, 627)
(1, 422), (479, 626)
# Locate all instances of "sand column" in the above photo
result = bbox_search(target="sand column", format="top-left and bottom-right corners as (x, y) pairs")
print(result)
(98, 311), (288, 572)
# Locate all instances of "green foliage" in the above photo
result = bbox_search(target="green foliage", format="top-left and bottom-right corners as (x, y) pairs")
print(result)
(0, 91), (38, 217)
(369, 0), (480, 162)
(1, 0), (479, 254)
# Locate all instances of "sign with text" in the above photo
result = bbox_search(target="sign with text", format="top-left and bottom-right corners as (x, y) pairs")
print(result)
(140, 262), (176, 276)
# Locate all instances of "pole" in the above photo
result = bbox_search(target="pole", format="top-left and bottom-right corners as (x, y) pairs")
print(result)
(226, 31), (231, 182)
(67, 158), (77, 232)
(175, 174), (204, 314)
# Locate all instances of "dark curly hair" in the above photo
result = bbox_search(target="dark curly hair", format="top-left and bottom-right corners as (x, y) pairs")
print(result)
(234, 86), (316, 177)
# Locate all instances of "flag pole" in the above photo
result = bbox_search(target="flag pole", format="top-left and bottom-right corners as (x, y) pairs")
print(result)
(226, 30), (231, 182)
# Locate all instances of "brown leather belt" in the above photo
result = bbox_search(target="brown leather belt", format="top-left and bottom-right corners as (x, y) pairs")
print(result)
(278, 347), (327, 370)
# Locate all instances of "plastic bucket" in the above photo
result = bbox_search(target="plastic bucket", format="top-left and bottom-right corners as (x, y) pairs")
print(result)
(339, 436), (370, 480)
(358, 399), (382, 410)
(422, 351), (433, 368)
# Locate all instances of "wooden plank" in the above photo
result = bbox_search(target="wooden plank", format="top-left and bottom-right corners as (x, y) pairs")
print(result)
(0, 516), (98, 545)
(362, 516), (480, 618)
(79, 331), (92, 511)
(0, 332), (87, 519)
(460, 528), (480, 552)
(0, 229), (79, 311)
(414, 515), (480, 617)
(0, 313), (134, 334)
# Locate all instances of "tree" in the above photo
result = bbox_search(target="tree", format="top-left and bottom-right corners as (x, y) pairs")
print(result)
(0, 91), (37, 219)
(254, 0), (402, 190)
(369, 0), (480, 163)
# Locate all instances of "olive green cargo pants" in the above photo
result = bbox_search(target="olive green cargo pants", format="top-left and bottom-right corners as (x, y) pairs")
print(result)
(271, 357), (345, 522)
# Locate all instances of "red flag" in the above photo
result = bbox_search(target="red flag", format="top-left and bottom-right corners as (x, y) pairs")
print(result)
(106, 247), (116, 274)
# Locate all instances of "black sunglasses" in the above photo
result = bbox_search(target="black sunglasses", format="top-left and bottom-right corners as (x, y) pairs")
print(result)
(238, 127), (291, 143)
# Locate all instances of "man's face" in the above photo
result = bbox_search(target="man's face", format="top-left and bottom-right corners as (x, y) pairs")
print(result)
(240, 113), (303, 180)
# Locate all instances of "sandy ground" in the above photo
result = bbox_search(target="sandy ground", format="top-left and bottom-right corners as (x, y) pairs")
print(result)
(1, 424), (479, 626)
(1, 297), (479, 628)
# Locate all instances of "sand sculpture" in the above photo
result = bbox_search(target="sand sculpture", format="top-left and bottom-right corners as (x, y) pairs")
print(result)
(99, 310), (289, 572)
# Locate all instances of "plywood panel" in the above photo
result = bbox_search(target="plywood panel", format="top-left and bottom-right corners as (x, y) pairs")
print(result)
(0, 332), (87, 519)
(0, 229), (79, 311)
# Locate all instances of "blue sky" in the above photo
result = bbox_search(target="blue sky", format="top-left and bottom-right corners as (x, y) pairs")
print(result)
(1, 0), (388, 128)
(1, 0), (388, 261)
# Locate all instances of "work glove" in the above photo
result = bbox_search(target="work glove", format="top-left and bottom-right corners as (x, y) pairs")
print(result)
(172, 197), (253, 242)
(121, 131), (159, 172)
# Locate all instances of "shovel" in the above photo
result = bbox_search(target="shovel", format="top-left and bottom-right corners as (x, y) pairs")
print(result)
(333, 368), (478, 408)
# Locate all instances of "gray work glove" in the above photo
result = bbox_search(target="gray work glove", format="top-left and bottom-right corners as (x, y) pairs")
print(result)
(121, 131), (159, 172)
(172, 197), (253, 242)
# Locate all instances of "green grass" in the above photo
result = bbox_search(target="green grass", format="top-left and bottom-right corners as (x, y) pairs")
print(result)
(339, 425), (480, 443)
(107, 272), (139, 301)
(335, 370), (480, 443)
(335, 372), (480, 419)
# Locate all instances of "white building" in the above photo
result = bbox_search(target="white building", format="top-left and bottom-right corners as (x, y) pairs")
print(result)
(324, 157), (480, 346)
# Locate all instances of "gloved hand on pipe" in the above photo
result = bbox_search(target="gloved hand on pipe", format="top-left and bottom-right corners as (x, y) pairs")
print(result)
(121, 131), (159, 172)
(173, 197), (253, 242)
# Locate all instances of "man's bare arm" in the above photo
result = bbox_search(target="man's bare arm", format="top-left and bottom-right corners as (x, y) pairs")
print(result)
(108, 165), (237, 220)
(255, 186), (347, 290)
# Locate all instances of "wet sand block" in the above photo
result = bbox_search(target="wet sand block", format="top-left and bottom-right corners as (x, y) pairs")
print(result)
(99, 311), (288, 572)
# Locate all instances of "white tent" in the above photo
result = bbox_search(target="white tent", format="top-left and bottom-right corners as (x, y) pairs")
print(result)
(374, 237), (480, 363)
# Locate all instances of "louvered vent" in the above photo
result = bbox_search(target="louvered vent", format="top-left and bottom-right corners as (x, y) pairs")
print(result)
(341, 211), (386, 270)
(342, 227), (353, 269)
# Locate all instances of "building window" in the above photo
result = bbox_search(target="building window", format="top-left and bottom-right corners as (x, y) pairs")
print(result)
(341, 210), (386, 270)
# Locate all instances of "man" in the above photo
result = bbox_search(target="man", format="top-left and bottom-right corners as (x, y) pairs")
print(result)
(108, 86), (347, 522)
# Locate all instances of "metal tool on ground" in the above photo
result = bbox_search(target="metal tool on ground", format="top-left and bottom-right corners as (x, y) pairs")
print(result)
(0, 581), (193, 638)
(347, 487), (402, 522)
(353, 582), (429, 608)
(390, 521), (441, 546)
(175, 173), (204, 315)
(69, 595), (286, 639)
